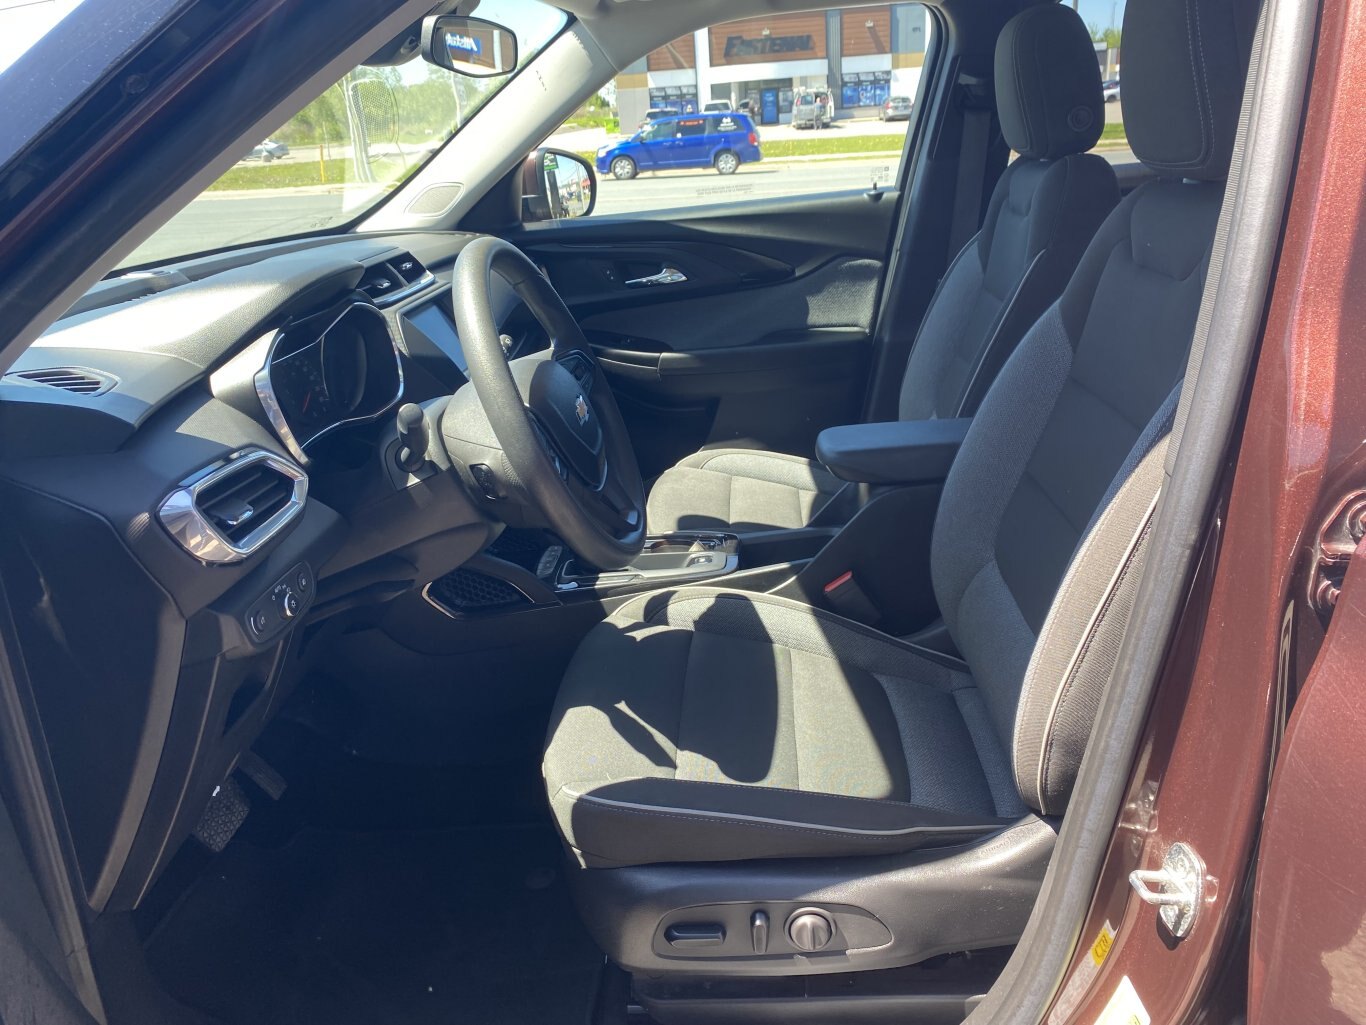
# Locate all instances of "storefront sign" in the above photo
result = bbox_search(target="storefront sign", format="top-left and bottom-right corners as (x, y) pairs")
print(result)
(723, 33), (815, 59)
(444, 32), (482, 56)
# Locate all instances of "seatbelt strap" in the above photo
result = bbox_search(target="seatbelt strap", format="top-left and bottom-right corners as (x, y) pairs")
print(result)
(946, 71), (994, 258)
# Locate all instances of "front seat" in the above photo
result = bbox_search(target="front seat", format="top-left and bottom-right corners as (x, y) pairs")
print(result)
(646, 3), (1119, 536)
(545, 0), (1256, 979)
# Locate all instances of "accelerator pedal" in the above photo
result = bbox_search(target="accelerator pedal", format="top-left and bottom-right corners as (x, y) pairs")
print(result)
(238, 750), (288, 801)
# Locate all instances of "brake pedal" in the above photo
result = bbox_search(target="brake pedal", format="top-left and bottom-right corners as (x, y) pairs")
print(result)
(192, 777), (249, 853)
(238, 750), (287, 801)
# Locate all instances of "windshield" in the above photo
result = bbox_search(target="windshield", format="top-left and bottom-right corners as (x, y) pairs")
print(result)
(118, 0), (566, 270)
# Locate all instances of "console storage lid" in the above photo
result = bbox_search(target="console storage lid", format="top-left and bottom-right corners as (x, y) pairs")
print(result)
(815, 418), (972, 485)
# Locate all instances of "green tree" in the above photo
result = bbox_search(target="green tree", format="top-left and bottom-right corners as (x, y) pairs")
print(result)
(1087, 22), (1122, 48)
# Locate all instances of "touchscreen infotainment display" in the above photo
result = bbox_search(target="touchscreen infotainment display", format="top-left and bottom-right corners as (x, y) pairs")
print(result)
(402, 302), (466, 373)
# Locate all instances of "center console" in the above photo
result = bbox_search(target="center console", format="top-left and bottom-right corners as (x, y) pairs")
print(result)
(556, 532), (740, 591)
(419, 525), (837, 620)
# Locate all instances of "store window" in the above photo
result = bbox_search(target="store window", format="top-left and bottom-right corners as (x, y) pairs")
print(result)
(648, 86), (699, 115)
(565, 2), (933, 216)
(841, 72), (892, 108)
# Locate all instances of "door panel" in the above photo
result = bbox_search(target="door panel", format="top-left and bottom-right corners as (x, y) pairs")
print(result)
(515, 191), (896, 477)
(1249, 542), (1366, 1025)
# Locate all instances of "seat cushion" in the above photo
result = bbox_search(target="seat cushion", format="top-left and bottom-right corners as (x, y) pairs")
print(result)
(645, 449), (847, 534)
(543, 588), (1025, 868)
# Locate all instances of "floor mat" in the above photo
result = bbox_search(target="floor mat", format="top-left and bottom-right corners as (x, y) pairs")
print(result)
(145, 826), (601, 1025)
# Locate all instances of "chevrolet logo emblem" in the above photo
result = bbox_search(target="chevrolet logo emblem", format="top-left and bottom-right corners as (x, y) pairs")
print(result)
(574, 395), (590, 426)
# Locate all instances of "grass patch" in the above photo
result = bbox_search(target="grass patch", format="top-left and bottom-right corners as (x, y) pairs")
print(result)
(761, 134), (907, 159)
(205, 156), (419, 192)
(563, 114), (619, 133)
(1099, 122), (1128, 144)
(207, 160), (351, 191)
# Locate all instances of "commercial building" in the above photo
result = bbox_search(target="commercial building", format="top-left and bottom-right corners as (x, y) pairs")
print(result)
(614, 5), (934, 128)
(1095, 41), (1121, 79)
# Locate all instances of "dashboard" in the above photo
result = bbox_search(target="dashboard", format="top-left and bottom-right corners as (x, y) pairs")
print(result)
(0, 230), (540, 915)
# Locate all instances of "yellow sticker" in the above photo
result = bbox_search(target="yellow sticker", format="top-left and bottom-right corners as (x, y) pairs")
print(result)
(1096, 976), (1151, 1025)
(1090, 924), (1115, 966)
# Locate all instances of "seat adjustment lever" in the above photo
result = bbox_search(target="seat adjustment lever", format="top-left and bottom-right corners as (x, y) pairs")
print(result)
(664, 923), (725, 948)
(750, 910), (769, 954)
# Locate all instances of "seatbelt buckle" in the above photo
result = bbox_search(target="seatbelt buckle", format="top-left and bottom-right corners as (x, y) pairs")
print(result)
(822, 570), (881, 626)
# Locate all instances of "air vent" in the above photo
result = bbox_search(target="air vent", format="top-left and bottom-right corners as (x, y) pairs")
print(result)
(158, 451), (308, 564)
(359, 253), (432, 306)
(389, 252), (426, 283)
(6, 367), (115, 395)
(197, 463), (294, 546)
(359, 263), (402, 301)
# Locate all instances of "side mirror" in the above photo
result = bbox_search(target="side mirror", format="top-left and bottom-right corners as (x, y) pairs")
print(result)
(422, 15), (517, 77)
(521, 149), (596, 222)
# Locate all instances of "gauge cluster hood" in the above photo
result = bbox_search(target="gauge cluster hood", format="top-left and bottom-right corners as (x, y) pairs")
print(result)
(0, 248), (387, 459)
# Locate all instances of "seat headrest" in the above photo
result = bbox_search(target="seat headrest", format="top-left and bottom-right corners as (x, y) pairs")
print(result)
(1122, 0), (1260, 181)
(994, 4), (1104, 161)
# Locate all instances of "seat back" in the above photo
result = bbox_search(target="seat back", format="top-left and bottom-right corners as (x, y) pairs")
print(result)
(930, 0), (1260, 815)
(898, 4), (1118, 421)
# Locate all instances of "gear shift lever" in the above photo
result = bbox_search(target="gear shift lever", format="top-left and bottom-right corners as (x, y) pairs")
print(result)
(394, 403), (429, 474)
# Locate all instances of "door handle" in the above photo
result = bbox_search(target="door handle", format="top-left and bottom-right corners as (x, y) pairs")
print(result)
(626, 267), (688, 287)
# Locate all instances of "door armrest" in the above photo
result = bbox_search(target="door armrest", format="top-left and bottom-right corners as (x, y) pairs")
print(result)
(815, 418), (972, 485)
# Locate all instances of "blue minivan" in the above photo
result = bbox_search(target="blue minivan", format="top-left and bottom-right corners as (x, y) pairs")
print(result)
(595, 112), (762, 180)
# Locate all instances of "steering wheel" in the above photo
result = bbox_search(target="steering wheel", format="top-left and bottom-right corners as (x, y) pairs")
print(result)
(446, 236), (647, 569)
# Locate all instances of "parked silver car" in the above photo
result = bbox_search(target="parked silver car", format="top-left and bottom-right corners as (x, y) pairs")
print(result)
(244, 139), (289, 162)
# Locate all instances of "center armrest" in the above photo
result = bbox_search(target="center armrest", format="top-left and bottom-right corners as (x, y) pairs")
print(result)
(815, 418), (972, 485)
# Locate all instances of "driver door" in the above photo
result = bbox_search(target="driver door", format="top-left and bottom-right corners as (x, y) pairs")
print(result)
(0, 790), (98, 1025)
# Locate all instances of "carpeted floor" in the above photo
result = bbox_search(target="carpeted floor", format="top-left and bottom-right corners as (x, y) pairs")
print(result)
(145, 825), (601, 1025)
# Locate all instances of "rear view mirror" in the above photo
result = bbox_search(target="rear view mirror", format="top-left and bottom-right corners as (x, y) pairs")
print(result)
(422, 16), (517, 77)
(522, 149), (595, 222)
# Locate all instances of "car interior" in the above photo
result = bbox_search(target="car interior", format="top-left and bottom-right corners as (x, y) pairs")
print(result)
(0, 0), (1264, 1021)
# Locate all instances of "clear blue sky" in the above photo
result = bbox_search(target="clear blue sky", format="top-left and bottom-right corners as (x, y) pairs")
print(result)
(1074, 0), (1126, 33)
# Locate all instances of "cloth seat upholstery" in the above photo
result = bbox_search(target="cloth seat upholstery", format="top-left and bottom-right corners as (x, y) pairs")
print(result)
(546, 0), (1257, 872)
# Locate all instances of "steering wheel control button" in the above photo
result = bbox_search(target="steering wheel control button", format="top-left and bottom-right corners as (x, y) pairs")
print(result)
(664, 923), (726, 949)
(786, 910), (834, 952)
(470, 463), (501, 500)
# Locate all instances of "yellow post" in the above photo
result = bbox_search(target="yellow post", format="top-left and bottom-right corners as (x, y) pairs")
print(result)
(318, 142), (326, 184)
